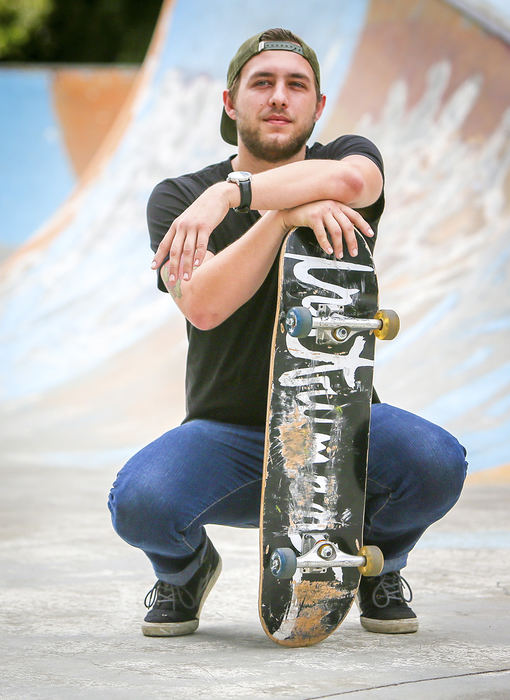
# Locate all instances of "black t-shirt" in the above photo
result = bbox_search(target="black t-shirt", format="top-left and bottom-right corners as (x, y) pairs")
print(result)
(147, 135), (385, 426)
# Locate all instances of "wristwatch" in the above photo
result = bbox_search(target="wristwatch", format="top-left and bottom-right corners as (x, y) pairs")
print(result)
(226, 171), (252, 213)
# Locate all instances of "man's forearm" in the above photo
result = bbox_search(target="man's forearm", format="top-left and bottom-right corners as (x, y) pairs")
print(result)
(244, 156), (382, 212)
(162, 210), (287, 330)
(151, 155), (382, 284)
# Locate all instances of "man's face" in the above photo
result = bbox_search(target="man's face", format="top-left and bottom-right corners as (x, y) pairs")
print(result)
(225, 50), (325, 162)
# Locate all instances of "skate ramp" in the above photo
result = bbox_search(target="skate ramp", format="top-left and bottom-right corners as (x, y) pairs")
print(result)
(321, 0), (510, 480)
(0, 65), (136, 254)
(0, 0), (509, 480)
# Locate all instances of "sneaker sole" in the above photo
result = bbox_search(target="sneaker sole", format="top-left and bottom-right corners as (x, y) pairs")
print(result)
(141, 555), (223, 637)
(360, 615), (418, 634)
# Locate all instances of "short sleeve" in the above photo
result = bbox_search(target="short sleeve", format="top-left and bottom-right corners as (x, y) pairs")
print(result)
(307, 135), (385, 249)
(318, 134), (384, 181)
(147, 179), (193, 292)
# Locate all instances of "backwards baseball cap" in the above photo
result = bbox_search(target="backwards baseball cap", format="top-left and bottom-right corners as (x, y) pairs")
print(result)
(220, 30), (321, 146)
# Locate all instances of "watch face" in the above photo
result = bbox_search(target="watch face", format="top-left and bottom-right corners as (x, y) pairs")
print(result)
(229, 171), (251, 182)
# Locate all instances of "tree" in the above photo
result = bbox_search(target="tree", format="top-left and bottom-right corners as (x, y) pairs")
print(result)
(0, 0), (52, 58)
(0, 0), (162, 63)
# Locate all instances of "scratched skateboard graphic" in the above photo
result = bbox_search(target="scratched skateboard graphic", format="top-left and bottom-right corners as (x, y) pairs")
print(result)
(259, 226), (399, 647)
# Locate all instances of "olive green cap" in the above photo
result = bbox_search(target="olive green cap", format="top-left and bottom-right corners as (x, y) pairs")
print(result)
(221, 31), (321, 146)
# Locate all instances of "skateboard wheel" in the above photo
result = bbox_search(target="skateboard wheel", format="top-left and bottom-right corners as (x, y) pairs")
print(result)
(285, 307), (313, 338)
(357, 545), (384, 577)
(270, 548), (297, 579)
(374, 309), (400, 340)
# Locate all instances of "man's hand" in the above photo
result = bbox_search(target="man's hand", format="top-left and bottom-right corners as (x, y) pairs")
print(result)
(280, 200), (374, 258)
(151, 181), (236, 282)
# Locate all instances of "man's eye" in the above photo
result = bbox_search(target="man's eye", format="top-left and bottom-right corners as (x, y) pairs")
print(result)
(254, 80), (270, 86)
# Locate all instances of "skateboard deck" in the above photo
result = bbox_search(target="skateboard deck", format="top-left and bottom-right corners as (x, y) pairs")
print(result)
(259, 226), (397, 647)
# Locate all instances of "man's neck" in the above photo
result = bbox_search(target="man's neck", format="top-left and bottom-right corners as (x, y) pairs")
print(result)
(231, 143), (307, 174)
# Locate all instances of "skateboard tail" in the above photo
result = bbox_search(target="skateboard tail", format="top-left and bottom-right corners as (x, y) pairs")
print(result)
(260, 574), (359, 647)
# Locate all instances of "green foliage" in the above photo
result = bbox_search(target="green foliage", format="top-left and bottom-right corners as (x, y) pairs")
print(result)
(0, 0), (162, 63)
(0, 0), (53, 57)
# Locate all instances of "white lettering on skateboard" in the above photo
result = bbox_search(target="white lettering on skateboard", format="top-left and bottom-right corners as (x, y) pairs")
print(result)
(282, 334), (373, 390)
(275, 250), (374, 640)
(285, 253), (371, 305)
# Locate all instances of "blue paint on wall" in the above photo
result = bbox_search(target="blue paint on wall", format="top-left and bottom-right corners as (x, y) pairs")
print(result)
(376, 293), (459, 366)
(487, 393), (510, 418)
(0, 70), (75, 248)
(1, 0), (368, 251)
(421, 361), (510, 426)
(459, 418), (510, 473)
(143, 0), (369, 138)
(472, 316), (510, 333)
(452, 347), (493, 375)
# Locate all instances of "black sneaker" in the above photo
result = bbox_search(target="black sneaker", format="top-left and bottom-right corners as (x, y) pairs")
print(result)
(141, 538), (222, 637)
(357, 570), (418, 634)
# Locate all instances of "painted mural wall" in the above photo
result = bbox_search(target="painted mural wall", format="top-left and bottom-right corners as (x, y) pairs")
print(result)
(0, 0), (508, 478)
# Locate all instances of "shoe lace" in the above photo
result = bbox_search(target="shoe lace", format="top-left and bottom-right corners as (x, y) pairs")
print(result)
(144, 580), (195, 611)
(372, 571), (413, 608)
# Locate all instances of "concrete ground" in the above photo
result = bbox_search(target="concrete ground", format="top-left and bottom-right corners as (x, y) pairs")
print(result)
(1, 463), (509, 699)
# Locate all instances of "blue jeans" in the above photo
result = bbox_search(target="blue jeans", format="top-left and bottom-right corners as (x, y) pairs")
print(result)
(108, 404), (467, 584)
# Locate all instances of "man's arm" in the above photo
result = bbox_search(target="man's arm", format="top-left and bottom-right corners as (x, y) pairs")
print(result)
(160, 210), (285, 329)
(159, 198), (374, 331)
(249, 155), (382, 211)
(151, 155), (382, 282)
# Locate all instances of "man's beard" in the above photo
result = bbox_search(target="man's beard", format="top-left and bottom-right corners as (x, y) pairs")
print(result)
(236, 114), (316, 163)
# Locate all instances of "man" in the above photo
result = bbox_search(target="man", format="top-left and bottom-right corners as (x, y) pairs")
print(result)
(109, 28), (467, 638)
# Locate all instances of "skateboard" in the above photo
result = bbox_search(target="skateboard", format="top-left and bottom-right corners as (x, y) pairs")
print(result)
(259, 226), (399, 647)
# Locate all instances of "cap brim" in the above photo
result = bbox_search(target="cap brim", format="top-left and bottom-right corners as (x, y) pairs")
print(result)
(221, 108), (238, 146)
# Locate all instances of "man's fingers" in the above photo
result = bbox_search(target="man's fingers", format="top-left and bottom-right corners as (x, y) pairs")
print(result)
(151, 219), (212, 286)
(151, 225), (176, 269)
(311, 219), (333, 256)
(180, 230), (198, 281)
(167, 229), (186, 282)
(324, 213), (343, 259)
(193, 229), (210, 269)
(333, 210), (358, 257)
(338, 203), (374, 239)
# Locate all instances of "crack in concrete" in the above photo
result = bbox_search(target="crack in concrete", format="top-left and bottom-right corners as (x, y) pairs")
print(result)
(306, 667), (510, 698)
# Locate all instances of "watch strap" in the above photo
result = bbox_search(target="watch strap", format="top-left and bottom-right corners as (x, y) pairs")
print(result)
(235, 178), (251, 213)
(227, 172), (252, 213)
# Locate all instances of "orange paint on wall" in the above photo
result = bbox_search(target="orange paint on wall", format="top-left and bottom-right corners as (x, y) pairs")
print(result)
(52, 67), (137, 177)
(321, 0), (510, 143)
(467, 464), (510, 484)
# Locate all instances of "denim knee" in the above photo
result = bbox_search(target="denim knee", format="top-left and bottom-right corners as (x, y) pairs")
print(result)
(435, 435), (467, 513)
(108, 463), (184, 550)
(369, 404), (467, 524)
(108, 473), (145, 547)
(410, 429), (467, 521)
(108, 480), (138, 546)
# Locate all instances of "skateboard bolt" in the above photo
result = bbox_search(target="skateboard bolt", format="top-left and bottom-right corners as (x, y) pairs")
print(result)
(333, 327), (348, 341)
(318, 543), (335, 561)
(270, 552), (281, 575)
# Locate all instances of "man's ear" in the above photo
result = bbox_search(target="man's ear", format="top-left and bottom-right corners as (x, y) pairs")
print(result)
(314, 94), (326, 123)
(223, 90), (236, 120)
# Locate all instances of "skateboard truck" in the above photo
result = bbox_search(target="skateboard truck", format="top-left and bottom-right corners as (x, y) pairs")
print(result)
(285, 306), (399, 344)
(269, 532), (384, 579)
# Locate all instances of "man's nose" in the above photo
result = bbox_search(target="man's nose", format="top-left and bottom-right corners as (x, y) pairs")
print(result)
(269, 81), (288, 107)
